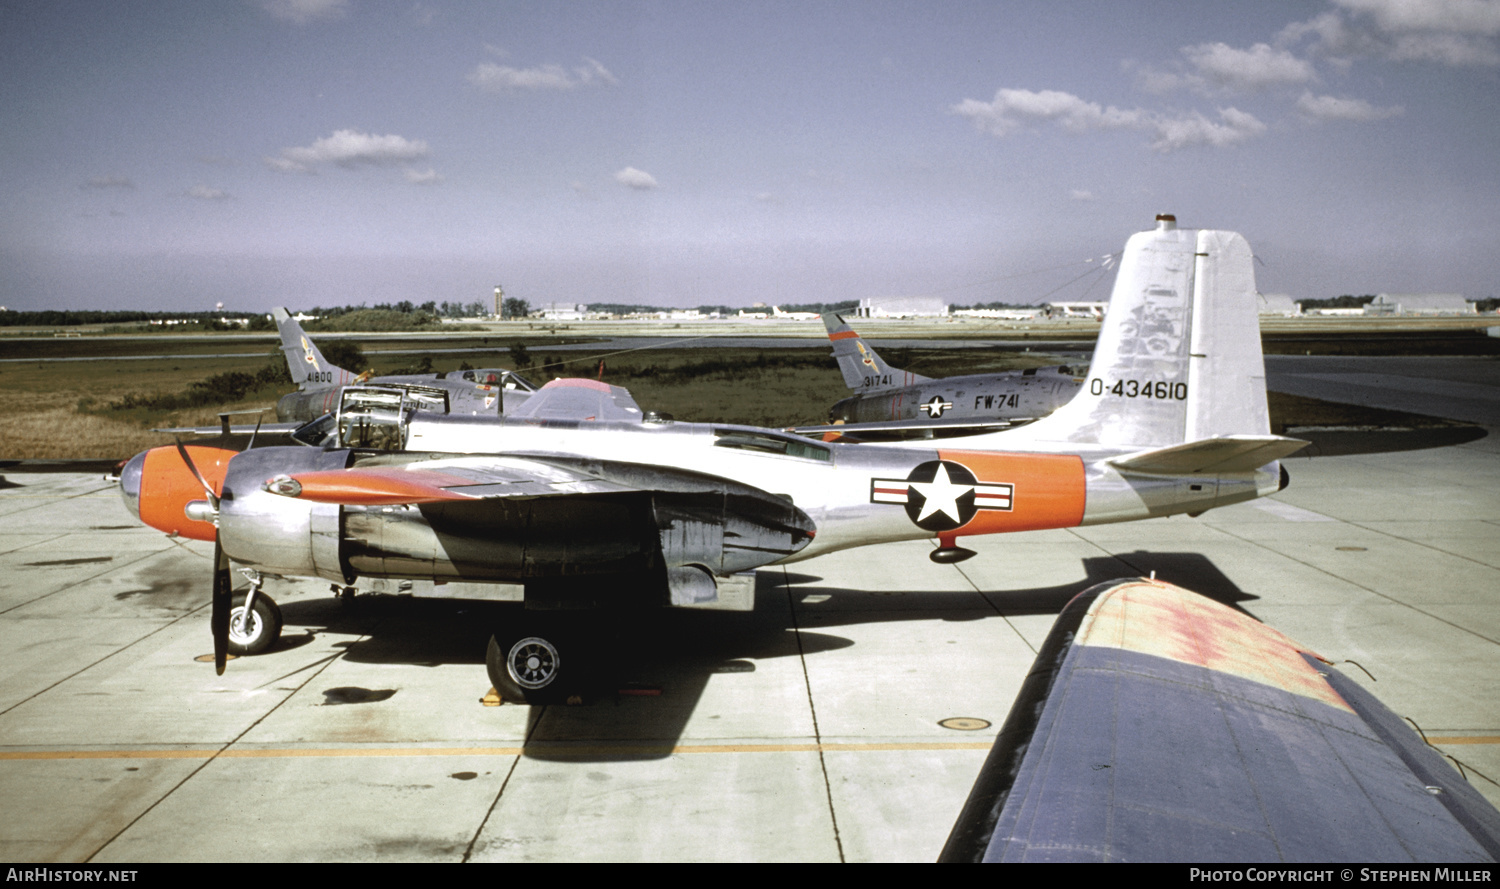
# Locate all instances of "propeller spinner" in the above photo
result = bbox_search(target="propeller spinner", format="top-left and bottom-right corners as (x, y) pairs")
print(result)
(119, 443), (238, 673)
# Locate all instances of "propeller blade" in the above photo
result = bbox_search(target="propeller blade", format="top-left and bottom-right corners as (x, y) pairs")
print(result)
(173, 438), (220, 510)
(212, 538), (231, 675)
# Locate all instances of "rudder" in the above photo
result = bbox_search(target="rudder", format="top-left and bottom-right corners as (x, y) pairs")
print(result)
(273, 307), (353, 390)
(1002, 216), (1270, 449)
(823, 313), (931, 393)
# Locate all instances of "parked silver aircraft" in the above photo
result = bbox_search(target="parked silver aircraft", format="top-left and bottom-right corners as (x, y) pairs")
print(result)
(272, 307), (538, 423)
(118, 215), (1305, 705)
(818, 313), (1083, 437)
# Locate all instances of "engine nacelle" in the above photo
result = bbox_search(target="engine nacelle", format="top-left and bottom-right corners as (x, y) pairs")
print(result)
(217, 446), (352, 581)
(206, 448), (816, 603)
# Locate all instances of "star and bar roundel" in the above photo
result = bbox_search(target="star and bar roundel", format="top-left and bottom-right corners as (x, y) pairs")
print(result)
(871, 460), (1012, 532)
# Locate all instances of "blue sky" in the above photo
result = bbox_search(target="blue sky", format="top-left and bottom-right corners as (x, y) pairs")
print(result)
(3, 0), (1498, 312)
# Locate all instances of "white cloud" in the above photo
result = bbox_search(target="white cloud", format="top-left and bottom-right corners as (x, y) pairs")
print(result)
(404, 167), (441, 185)
(1182, 42), (1318, 90)
(468, 57), (617, 93)
(1069, 189), (1096, 201)
(260, 0), (349, 25)
(80, 176), (135, 191)
(615, 167), (659, 190)
(952, 88), (1264, 153)
(1295, 91), (1404, 121)
(1147, 107), (1267, 152)
(268, 129), (430, 173)
(1283, 0), (1500, 66)
(1336, 0), (1500, 35)
(951, 89), (1144, 137)
(185, 185), (230, 200)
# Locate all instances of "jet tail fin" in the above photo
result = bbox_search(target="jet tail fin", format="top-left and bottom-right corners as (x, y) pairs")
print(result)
(823, 313), (932, 393)
(273, 308), (353, 390)
(1001, 216), (1272, 450)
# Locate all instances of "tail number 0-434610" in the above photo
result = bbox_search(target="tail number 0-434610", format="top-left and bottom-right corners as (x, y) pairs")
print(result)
(1089, 379), (1188, 400)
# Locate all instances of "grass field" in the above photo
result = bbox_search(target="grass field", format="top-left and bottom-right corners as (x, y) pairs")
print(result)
(0, 333), (1473, 460)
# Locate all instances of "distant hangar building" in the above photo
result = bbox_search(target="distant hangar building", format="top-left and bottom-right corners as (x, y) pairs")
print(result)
(1257, 293), (1302, 316)
(853, 296), (949, 318)
(1365, 293), (1474, 315)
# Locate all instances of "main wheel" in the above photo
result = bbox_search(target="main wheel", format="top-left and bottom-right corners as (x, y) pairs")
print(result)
(227, 592), (283, 656)
(487, 624), (581, 704)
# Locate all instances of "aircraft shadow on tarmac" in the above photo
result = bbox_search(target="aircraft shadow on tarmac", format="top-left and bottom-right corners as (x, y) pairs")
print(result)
(242, 550), (1256, 761)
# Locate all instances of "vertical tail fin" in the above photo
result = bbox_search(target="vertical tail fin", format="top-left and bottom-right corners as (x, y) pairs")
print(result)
(823, 313), (932, 393)
(1004, 216), (1272, 450)
(273, 308), (354, 390)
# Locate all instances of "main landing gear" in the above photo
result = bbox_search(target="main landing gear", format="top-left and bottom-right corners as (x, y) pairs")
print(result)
(226, 571), (283, 656)
(486, 618), (600, 705)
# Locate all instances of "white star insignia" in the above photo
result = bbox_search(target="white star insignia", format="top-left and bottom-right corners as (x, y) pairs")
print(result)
(920, 396), (953, 418)
(908, 462), (972, 524)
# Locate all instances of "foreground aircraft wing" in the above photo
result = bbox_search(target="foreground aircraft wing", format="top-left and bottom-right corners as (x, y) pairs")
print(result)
(941, 578), (1500, 863)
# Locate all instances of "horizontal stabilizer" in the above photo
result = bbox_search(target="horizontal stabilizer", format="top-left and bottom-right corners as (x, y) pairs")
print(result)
(1108, 435), (1308, 475)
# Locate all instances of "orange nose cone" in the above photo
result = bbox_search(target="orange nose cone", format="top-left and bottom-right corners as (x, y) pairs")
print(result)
(136, 445), (236, 541)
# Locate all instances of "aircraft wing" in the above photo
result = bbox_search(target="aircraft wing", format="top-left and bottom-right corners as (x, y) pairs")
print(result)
(263, 455), (639, 505)
(787, 417), (1021, 442)
(155, 422), (302, 437)
(506, 378), (644, 422)
(941, 578), (1500, 863)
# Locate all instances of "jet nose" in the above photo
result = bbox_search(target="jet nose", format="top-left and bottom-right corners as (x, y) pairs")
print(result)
(118, 450), (147, 521)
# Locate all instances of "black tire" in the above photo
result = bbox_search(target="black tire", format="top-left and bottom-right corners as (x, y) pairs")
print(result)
(227, 592), (283, 656)
(487, 621), (582, 704)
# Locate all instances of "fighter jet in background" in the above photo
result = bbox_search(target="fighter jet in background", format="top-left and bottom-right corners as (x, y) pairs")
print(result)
(272, 307), (538, 423)
(811, 313), (1084, 438)
(119, 216), (1305, 705)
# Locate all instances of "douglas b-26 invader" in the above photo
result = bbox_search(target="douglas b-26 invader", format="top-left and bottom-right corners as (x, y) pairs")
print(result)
(118, 215), (1305, 704)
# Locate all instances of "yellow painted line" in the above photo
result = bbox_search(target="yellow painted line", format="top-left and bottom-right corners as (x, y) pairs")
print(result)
(1429, 737), (1500, 746)
(0, 750), (216, 760)
(0, 741), (994, 762)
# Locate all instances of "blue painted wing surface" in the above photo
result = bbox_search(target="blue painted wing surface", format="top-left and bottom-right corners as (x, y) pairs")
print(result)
(941, 579), (1500, 863)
